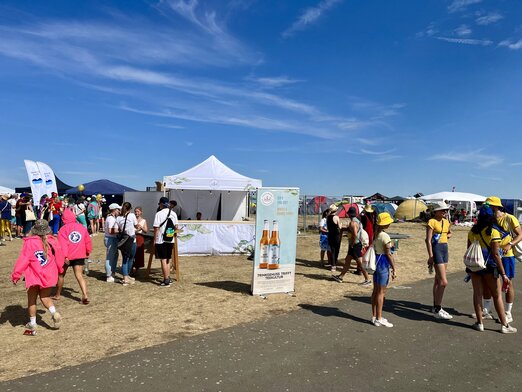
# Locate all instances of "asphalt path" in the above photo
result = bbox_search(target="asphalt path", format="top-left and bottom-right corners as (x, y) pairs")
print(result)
(3, 271), (522, 392)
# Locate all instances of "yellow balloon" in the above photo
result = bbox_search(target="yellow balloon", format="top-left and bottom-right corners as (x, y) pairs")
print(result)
(78, 184), (85, 192)
(96, 193), (102, 200)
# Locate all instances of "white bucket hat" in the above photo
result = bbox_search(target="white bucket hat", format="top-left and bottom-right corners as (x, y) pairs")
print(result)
(432, 201), (449, 212)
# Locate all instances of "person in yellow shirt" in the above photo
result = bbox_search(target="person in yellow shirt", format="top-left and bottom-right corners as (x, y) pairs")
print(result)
(480, 196), (522, 323)
(425, 201), (452, 320)
(467, 205), (516, 333)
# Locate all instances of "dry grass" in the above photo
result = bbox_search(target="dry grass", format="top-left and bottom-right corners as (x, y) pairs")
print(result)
(0, 222), (469, 381)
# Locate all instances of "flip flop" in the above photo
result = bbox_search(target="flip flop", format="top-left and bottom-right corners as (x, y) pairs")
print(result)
(82, 298), (90, 305)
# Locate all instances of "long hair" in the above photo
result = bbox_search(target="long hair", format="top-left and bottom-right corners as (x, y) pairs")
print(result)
(471, 211), (494, 236)
(121, 202), (132, 216)
(322, 209), (330, 219)
(39, 234), (49, 260)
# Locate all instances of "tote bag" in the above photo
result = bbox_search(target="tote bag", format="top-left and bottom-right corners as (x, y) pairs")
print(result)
(362, 245), (376, 274)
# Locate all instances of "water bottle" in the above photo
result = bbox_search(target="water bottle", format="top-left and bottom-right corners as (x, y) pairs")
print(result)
(463, 274), (471, 283)
(502, 279), (509, 293)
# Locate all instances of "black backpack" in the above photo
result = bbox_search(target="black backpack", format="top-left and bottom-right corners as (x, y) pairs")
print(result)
(160, 209), (176, 243)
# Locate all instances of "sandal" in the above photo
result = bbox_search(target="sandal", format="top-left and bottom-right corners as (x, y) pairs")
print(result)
(82, 298), (90, 305)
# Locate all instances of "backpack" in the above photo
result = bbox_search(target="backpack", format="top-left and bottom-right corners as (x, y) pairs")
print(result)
(354, 218), (369, 247)
(160, 209), (176, 243)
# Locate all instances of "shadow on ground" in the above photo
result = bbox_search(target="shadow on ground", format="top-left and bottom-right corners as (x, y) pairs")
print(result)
(298, 303), (370, 325)
(195, 280), (251, 294)
(0, 305), (51, 329)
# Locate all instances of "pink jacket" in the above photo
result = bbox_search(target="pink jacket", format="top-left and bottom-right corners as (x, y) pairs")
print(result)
(11, 236), (65, 289)
(58, 209), (93, 260)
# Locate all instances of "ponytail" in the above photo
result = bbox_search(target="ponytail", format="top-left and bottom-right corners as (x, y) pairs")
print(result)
(40, 235), (49, 260)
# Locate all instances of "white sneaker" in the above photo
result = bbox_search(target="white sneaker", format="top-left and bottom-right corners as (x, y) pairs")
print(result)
(51, 311), (62, 329)
(472, 322), (484, 332)
(374, 318), (394, 328)
(371, 316), (376, 324)
(434, 309), (453, 320)
(106, 276), (115, 283)
(482, 309), (494, 320)
(506, 312), (513, 323)
(501, 324), (517, 334)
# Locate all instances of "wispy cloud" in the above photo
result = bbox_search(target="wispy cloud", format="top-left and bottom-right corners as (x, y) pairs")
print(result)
(154, 123), (185, 129)
(428, 150), (503, 168)
(435, 36), (493, 46)
(499, 39), (522, 50)
(416, 23), (438, 38)
(511, 162), (522, 166)
(448, 0), (482, 14)
(476, 11), (503, 26)
(454, 24), (472, 37)
(248, 75), (304, 89)
(470, 174), (502, 182)
(282, 0), (342, 38)
(360, 148), (396, 156)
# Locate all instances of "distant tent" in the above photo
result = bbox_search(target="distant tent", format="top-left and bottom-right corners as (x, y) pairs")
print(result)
(66, 179), (137, 195)
(388, 196), (406, 204)
(337, 203), (361, 218)
(0, 185), (15, 194)
(365, 193), (389, 202)
(395, 199), (428, 221)
(306, 196), (333, 215)
(502, 199), (522, 221)
(15, 176), (73, 195)
(371, 203), (397, 217)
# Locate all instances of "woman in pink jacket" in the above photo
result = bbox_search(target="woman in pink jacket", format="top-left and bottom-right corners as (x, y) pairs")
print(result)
(11, 219), (65, 333)
(54, 209), (93, 304)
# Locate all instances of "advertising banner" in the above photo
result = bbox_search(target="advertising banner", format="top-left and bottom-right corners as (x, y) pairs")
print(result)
(251, 187), (299, 296)
(24, 160), (58, 203)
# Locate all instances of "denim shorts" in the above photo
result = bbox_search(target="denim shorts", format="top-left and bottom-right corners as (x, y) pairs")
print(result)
(373, 254), (390, 286)
(433, 243), (449, 265)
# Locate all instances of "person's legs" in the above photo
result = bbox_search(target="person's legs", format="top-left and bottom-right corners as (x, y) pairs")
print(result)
(502, 257), (515, 318)
(338, 255), (353, 278)
(375, 285), (387, 320)
(161, 259), (170, 280)
(371, 284), (378, 319)
(27, 286), (39, 322)
(53, 264), (68, 300)
(39, 287), (61, 328)
(105, 237), (118, 278)
(433, 263), (448, 310)
(470, 273), (484, 325)
(72, 265), (88, 300)
(355, 257), (370, 281)
(320, 250), (325, 262)
(483, 273), (507, 326)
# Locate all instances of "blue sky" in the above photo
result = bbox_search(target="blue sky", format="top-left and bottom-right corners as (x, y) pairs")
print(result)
(1, 0), (522, 197)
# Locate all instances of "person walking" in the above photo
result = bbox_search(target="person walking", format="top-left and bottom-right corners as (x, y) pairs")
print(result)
(319, 208), (332, 267)
(153, 196), (178, 287)
(104, 203), (121, 283)
(371, 212), (397, 327)
(467, 205), (517, 333)
(87, 196), (100, 236)
(54, 209), (92, 303)
(334, 206), (371, 285)
(49, 192), (63, 236)
(73, 199), (87, 228)
(0, 194), (13, 241)
(426, 201), (453, 320)
(481, 196), (522, 323)
(10, 219), (65, 333)
(326, 204), (341, 272)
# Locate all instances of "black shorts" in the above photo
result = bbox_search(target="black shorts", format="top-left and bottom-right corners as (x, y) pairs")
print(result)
(62, 259), (85, 272)
(155, 243), (173, 261)
(347, 243), (363, 259)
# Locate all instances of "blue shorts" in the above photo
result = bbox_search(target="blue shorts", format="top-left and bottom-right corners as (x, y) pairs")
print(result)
(502, 256), (516, 279)
(433, 243), (449, 265)
(373, 254), (390, 286)
(319, 234), (330, 251)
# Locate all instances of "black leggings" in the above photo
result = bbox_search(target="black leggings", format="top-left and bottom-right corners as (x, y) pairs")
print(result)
(328, 235), (341, 267)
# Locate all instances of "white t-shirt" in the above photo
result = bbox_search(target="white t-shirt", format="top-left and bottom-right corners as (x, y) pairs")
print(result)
(104, 215), (118, 238)
(153, 208), (178, 244)
(117, 212), (138, 236)
(320, 217), (327, 231)
(73, 204), (86, 216)
(374, 231), (392, 255)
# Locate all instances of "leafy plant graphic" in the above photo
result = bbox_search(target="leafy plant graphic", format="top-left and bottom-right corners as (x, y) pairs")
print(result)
(232, 239), (254, 255)
(177, 234), (194, 242)
(186, 224), (212, 234)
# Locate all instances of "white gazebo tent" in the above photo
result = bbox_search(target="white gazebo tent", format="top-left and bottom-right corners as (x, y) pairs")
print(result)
(420, 191), (486, 220)
(163, 155), (262, 221)
(0, 186), (15, 194)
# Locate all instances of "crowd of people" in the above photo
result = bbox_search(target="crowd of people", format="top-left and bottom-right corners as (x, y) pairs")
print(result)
(318, 196), (522, 332)
(8, 193), (181, 334)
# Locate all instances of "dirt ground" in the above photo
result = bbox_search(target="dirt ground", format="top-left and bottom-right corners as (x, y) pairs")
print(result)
(0, 223), (469, 381)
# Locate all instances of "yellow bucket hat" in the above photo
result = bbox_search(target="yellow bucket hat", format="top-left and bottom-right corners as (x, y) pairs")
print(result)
(485, 196), (503, 208)
(377, 212), (394, 226)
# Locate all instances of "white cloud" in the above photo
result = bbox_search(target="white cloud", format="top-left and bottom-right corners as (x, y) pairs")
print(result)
(361, 148), (396, 156)
(476, 12), (503, 26)
(499, 39), (522, 50)
(428, 150), (503, 168)
(185, 141), (193, 147)
(282, 0), (342, 38)
(454, 25), (472, 37)
(154, 123), (185, 129)
(416, 23), (438, 38)
(448, 0), (482, 14)
(249, 76), (304, 89)
(435, 36), (492, 46)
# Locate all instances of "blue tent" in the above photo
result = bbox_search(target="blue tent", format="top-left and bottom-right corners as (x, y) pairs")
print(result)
(371, 203), (396, 217)
(65, 179), (137, 195)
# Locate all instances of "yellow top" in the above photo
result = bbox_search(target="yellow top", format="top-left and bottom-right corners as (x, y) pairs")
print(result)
(493, 213), (520, 257)
(468, 228), (496, 250)
(374, 231), (391, 254)
(428, 218), (450, 244)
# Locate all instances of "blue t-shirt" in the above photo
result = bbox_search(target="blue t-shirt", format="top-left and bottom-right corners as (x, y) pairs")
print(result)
(0, 200), (12, 220)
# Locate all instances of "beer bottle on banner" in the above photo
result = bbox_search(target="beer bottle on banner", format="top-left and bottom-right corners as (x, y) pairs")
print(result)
(268, 220), (280, 270)
(259, 220), (270, 269)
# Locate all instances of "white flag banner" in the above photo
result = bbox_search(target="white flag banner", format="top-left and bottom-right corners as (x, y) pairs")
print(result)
(36, 161), (58, 197)
(24, 160), (46, 203)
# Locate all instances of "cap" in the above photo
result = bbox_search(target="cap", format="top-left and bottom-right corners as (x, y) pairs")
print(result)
(347, 206), (357, 217)
(159, 196), (169, 205)
(109, 203), (121, 210)
(377, 212), (394, 226)
(485, 196), (502, 208)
